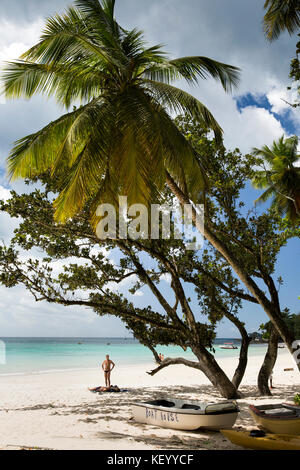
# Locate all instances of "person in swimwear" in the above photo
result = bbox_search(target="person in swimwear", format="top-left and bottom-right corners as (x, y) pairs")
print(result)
(89, 385), (120, 393)
(102, 354), (115, 387)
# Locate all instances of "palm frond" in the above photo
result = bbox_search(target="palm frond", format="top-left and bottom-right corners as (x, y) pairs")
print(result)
(2, 0), (239, 227)
(2, 60), (106, 106)
(264, 0), (300, 40)
(143, 79), (223, 142)
(21, 7), (120, 68)
(7, 100), (102, 181)
(144, 56), (240, 91)
(254, 186), (276, 205)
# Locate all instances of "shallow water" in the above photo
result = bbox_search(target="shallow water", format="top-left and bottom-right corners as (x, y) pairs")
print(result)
(0, 337), (268, 376)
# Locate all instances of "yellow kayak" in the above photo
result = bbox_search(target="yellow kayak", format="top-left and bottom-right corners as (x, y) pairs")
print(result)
(221, 429), (300, 450)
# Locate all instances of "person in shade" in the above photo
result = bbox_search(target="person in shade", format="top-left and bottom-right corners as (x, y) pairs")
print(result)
(102, 354), (115, 388)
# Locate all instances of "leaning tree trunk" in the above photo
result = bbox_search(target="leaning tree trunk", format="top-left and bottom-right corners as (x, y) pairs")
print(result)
(147, 342), (240, 399)
(191, 344), (240, 399)
(257, 327), (279, 396)
(221, 309), (251, 390)
(231, 333), (251, 390)
(146, 343), (161, 364)
(165, 172), (299, 368)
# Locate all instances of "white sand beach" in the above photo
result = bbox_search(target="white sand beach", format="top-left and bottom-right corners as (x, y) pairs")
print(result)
(0, 349), (299, 450)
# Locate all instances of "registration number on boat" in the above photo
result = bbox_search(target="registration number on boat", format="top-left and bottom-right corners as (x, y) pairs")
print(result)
(145, 408), (179, 423)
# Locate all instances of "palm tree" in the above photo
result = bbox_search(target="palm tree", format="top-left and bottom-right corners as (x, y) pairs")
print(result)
(2, 1), (299, 365)
(252, 135), (300, 223)
(1, 0), (240, 226)
(263, 0), (300, 40)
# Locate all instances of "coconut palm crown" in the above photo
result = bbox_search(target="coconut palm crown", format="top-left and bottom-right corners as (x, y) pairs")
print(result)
(252, 135), (300, 223)
(1, 0), (240, 225)
(263, 0), (300, 41)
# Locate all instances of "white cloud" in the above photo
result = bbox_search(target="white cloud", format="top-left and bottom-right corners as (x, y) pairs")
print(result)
(160, 273), (172, 284)
(0, 184), (20, 244)
(267, 81), (300, 114)
(131, 290), (144, 297)
(0, 19), (44, 104)
(231, 105), (286, 151)
(0, 19), (43, 55)
(0, 185), (11, 201)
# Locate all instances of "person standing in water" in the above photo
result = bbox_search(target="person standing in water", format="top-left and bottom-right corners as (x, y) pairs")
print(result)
(102, 354), (115, 387)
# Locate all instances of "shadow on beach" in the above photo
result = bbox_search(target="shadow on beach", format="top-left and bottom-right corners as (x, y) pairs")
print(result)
(3, 383), (300, 450)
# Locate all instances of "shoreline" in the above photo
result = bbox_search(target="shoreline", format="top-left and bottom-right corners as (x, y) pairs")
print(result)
(0, 341), (273, 378)
(0, 350), (299, 450)
(0, 347), (293, 380)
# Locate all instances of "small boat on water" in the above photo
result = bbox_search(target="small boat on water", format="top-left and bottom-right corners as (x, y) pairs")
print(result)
(131, 398), (239, 431)
(220, 342), (238, 350)
(221, 429), (300, 450)
(249, 403), (300, 434)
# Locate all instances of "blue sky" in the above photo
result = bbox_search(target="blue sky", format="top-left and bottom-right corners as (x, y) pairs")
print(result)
(235, 93), (299, 135)
(0, 0), (299, 338)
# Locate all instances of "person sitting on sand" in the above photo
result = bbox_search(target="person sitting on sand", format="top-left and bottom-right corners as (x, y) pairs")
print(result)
(102, 354), (115, 388)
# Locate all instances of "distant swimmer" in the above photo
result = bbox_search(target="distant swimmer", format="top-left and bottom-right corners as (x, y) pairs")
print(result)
(102, 354), (115, 387)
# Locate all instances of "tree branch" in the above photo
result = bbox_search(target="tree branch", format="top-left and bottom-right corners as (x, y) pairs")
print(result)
(147, 357), (203, 376)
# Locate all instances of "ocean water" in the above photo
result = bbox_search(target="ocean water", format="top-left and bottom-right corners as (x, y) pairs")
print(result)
(0, 337), (268, 377)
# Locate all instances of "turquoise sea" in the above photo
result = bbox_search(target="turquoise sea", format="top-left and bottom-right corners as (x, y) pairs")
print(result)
(0, 337), (268, 376)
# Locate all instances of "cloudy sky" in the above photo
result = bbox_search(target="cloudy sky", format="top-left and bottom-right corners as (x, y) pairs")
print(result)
(0, 0), (299, 338)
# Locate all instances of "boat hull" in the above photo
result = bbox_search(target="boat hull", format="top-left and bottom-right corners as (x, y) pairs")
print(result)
(222, 430), (300, 450)
(249, 405), (300, 435)
(131, 403), (238, 431)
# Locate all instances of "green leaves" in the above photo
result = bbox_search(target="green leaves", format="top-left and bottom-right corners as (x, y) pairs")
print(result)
(263, 0), (300, 41)
(1, 0), (240, 225)
(251, 135), (300, 224)
(168, 56), (240, 91)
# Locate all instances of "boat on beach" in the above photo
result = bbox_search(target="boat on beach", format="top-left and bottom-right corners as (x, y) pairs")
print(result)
(221, 429), (300, 450)
(220, 342), (238, 350)
(131, 398), (239, 431)
(249, 403), (300, 434)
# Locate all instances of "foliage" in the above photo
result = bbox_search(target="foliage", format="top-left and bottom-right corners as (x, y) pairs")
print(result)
(259, 310), (300, 341)
(252, 135), (300, 225)
(263, 0), (300, 41)
(1, 116), (297, 389)
(1, 0), (240, 226)
(263, 1), (300, 106)
(294, 393), (300, 405)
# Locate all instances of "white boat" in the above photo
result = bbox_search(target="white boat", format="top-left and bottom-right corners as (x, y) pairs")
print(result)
(131, 398), (239, 431)
(220, 342), (238, 350)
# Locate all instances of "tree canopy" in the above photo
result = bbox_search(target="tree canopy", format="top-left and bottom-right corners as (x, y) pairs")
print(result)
(0, 117), (297, 395)
(1, 0), (239, 225)
(252, 135), (300, 224)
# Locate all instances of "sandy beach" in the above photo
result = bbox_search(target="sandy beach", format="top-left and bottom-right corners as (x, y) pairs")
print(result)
(0, 349), (299, 450)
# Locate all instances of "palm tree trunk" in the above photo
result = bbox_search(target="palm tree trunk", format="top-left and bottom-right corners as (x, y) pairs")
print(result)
(257, 327), (279, 396)
(165, 172), (299, 368)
